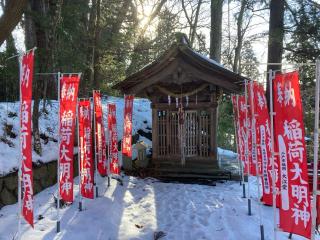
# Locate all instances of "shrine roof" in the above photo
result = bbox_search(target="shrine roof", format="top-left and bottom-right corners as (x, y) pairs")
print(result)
(114, 39), (247, 96)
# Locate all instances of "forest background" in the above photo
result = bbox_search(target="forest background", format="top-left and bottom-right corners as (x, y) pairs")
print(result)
(0, 0), (319, 156)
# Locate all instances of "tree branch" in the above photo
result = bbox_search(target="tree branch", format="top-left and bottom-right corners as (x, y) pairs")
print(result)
(0, 0), (28, 46)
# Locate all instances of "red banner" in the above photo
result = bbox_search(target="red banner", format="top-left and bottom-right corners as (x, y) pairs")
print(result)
(59, 74), (80, 202)
(231, 95), (245, 169)
(78, 100), (94, 199)
(237, 95), (250, 174)
(93, 91), (107, 176)
(250, 81), (276, 206)
(247, 82), (258, 176)
(122, 95), (134, 158)
(274, 71), (311, 238)
(20, 50), (35, 227)
(108, 103), (120, 175)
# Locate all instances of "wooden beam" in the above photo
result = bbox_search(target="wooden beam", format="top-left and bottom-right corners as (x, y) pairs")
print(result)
(128, 60), (179, 94)
(180, 61), (241, 92)
(154, 102), (216, 110)
(210, 106), (218, 166)
(152, 107), (159, 160)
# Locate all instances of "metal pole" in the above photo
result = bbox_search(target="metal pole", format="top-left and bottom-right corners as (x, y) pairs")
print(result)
(92, 92), (99, 198)
(244, 80), (252, 215)
(77, 99), (83, 211)
(17, 54), (23, 240)
(249, 81), (264, 240)
(311, 58), (320, 240)
(56, 72), (61, 233)
(268, 69), (278, 240)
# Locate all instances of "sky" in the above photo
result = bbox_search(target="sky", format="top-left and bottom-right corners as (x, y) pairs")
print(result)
(1, 0), (315, 79)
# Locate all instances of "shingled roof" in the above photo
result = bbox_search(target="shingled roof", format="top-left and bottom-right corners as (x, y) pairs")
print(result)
(114, 39), (246, 96)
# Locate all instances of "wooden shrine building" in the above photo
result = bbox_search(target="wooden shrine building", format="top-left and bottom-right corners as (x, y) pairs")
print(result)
(114, 37), (246, 178)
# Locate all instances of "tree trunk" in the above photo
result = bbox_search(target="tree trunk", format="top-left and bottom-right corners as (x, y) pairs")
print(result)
(25, 0), (62, 155)
(266, 0), (285, 102)
(92, 0), (101, 90)
(210, 0), (223, 63)
(0, 0), (28, 46)
(233, 0), (247, 73)
(210, 0), (223, 164)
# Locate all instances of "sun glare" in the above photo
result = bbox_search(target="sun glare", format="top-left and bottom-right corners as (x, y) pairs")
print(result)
(137, 2), (159, 35)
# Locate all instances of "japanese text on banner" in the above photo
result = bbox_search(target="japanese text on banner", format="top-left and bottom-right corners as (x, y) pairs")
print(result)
(79, 100), (94, 199)
(20, 50), (35, 227)
(59, 75), (80, 202)
(122, 95), (134, 158)
(274, 71), (311, 239)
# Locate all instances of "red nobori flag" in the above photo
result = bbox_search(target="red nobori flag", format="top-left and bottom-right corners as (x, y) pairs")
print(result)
(78, 100), (94, 199)
(20, 50), (35, 227)
(122, 95), (134, 158)
(274, 71), (311, 238)
(237, 95), (250, 174)
(247, 81), (259, 176)
(108, 103), (119, 175)
(59, 74), (80, 202)
(231, 95), (245, 168)
(93, 91), (107, 176)
(251, 82), (275, 206)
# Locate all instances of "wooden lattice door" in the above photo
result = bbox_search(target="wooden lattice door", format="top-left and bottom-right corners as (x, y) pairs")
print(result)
(184, 111), (198, 157)
(157, 109), (210, 160)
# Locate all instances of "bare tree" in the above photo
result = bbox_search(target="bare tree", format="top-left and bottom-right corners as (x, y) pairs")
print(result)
(0, 0), (27, 46)
(181, 0), (204, 48)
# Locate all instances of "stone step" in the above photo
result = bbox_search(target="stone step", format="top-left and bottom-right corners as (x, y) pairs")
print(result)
(156, 172), (231, 180)
(154, 162), (217, 169)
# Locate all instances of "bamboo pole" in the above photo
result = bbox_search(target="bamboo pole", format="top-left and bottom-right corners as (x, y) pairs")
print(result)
(77, 99), (83, 211)
(249, 81), (265, 240)
(91, 94), (99, 197)
(17, 53), (23, 240)
(268, 69), (278, 240)
(311, 59), (320, 240)
(56, 72), (61, 233)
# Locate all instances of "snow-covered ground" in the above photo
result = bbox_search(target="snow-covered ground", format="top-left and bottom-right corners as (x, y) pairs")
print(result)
(0, 97), (152, 175)
(0, 176), (313, 240)
(0, 96), (237, 176)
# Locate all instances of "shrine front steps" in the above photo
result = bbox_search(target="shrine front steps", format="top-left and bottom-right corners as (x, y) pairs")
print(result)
(151, 163), (232, 181)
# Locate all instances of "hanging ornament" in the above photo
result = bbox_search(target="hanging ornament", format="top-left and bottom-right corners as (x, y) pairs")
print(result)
(186, 96), (189, 107)
(168, 95), (171, 105)
(175, 97), (178, 108)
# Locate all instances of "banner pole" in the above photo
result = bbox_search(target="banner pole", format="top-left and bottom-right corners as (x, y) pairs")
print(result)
(56, 72), (61, 233)
(77, 100), (83, 211)
(121, 95), (124, 179)
(17, 54), (23, 240)
(232, 95), (243, 186)
(244, 80), (252, 215)
(236, 95), (246, 198)
(107, 104), (111, 186)
(311, 59), (320, 240)
(92, 93), (99, 198)
(249, 81), (265, 240)
(268, 69), (278, 240)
